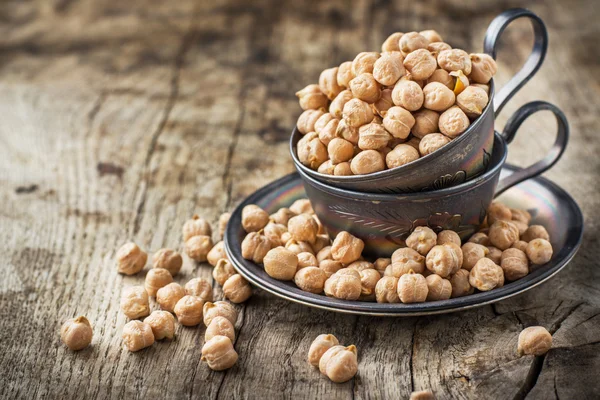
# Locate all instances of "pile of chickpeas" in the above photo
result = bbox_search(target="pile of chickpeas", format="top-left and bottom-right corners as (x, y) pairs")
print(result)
(240, 199), (553, 304)
(295, 30), (498, 175)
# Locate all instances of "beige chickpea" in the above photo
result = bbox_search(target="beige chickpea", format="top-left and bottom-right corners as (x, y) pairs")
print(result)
(319, 345), (358, 383)
(445, 242), (464, 268)
(296, 84), (328, 110)
(285, 239), (314, 255)
(288, 214), (318, 244)
(241, 204), (269, 233)
(294, 266), (327, 293)
(392, 77), (424, 111)
(122, 320), (154, 352)
(526, 239), (553, 265)
(203, 301), (238, 327)
(318, 118), (340, 146)
(398, 271), (428, 303)
(145, 268), (173, 297)
(522, 225), (550, 242)
(174, 295), (204, 326)
(289, 200), (312, 215)
(385, 257), (425, 277)
(439, 106), (470, 138)
(359, 268), (381, 300)
(349, 73), (381, 103)
(241, 232), (272, 263)
(263, 247), (298, 281)
(314, 113), (335, 134)
(270, 207), (296, 226)
(319, 67), (343, 100)
(152, 248), (183, 276)
(383, 106), (415, 139)
(425, 274), (452, 301)
(489, 220), (519, 250)
(312, 234), (331, 254)
(337, 61), (355, 88)
(425, 245), (460, 277)
(343, 98), (374, 128)
(426, 69), (454, 90)
(297, 109), (325, 135)
(352, 52), (380, 75)
(385, 144), (419, 169)
(201, 335), (238, 371)
(358, 123), (391, 150)
(297, 251), (318, 269)
(472, 83), (490, 95)
(61, 316), (93, 351)
(410, 390), (436, 400)
(120, 286), (150, 320)
(437, 49), (472, 75)
(486, 246), (503, 265)
(298, 134), (329, 170)
(373, 51), (405, 86)
(223, 274), (252, 303)
(116, 242), (147, 275)
(374, 258), (392, 276)
(375, 276), (400, 303)
(327, 138), (354, 164)
(428, 41), (452, 55)
(185, 235), (213, 262)
(461, 242), (489, 271)
(372, 89), (394, 118)
(324, 268), (362, 300)
(436, 230), (461, 246)
(400, 32), (430, 55)
(422, 82), (456, 112)
(518, 326), (552, 356)
(391, 247), (425, 266)
(450, 269), (474, 297)
(316, 246), (333, 262)
(319, 259), (344, 278)
(469, 53), (498, 84)
(419, 30), (443, 43)
(487, 202), (512, 225)
(262, 222), (286, 247)
(331, 231), (364, 264)
(456, 86), (489, 118)
(501, 248), (529, 281)
(218, 212), (230, 239)
(350, 150), (385, 175)
(411, 109), (439, 139)
(418, 133), (451, 156)
(405, 226), (437, 256)
(205, 316), (235, 342)
(156, 282), (185, 313)
(469, 258), (504, 291)
(308, 334), (340, 367)
(335, 119), (360, 145)
(185, 278), (213, 302)
(468, 232), (491, 246)
(213, 258), (237, 286)
(329, 90), (354, 119)
(144, 310), (175, 340)
(449, 70), (469, 95)
(512, 240), (529, 253)
(511, 208), (532, 224)
(333, 162), (352, 176)
(280, 232), (291, 243)
(382, 32), (403, 52)
(207, 241), (228, 267)
(182, 215), (212, 241)
(403, 49), (437, 80)
(406, 136), (421, 151)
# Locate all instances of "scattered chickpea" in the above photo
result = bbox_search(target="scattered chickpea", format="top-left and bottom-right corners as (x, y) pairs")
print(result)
(418, 133), (451, 156)
(410, 390), (436, 400)
(213, 258), (237, 286)
(318, 117), (340, 146)
(320, 259), (344, 278)
(185, 235), (214, 262)
(422, 82), (455, 112)
(144, 310), (175, 340)
(241, 204), (270, 233)
(426, 69), (453, 90)
(152, 248), (182, 276)
(331, 231), (364, 264)
(343, 98), (374, 128)
(437, 230), (461, 246)
(297, 109), (325, 135)
(294, 266), (327, 293)
(122, 320), (154, 352)
(324, 268), (362, 300)
(285, 239), (314, 255)
(437, 49), (472, 75)
(319, 345), (359, 383)
(120, 286), (150, 320)
(201, 335), (238, 371)
(374, 257), (392, 276)
(512, 240), (529, 253)
(461, 242), (489, 271)
(469, 258), (504, 291)
(352, 52), (380, 75)
(349, 73), (381, 103)
(241, 232), (272, 263)
(61, 316), (93, 351)
(359, 269), (381, 300)
(156, 282), (186, 313)
(174, 295), (204, 326)
(439, 106), (470, 138)
(411, 109), (439, 138)
(522, 225), (550, 242)
(392, 77), (424, 111)
(526, 239), (553, 265)
(330, 90), (354, 119)
(382, 32), (403, 52)
(296, 84), (328, 110)
(456, 86), (489, 118)
(518, 326), (552, 356)
(270, 207), (296, 226)
(425, 245), (460, 277)
(116, 242), (147, 275)
(398, 271), (428, 303)
(383, 106), (415, 139)
(145, 268), (173, 297)
(207, 241), (228, 266)
(486, 246), (503, 265)
(400, 32), (430, 55)
(319, 67), (343, 100)
(404, 49), (437, 80)
(337, 61), (355, 88)
(223, 274), (253, 303)
(351, 149), (385, 175)
(263, 247), (298, 281)
(450, 269), (474, 298)
(373, 52), (405, 86)
(405, 226), (437, 256)
(185, 277), (213, 302)
(203, 301), (238, 327)
(488, 220), (519, 250)
(500, 248), (529, 281)
(205, 316), (235, 343)
(375, 276), (400, 303)
(358, 123), (391, 150)
(308, 334), (340, 367)
(425, 274), (452, 301)
(469, 53), (498, 84)
(468, 232), (491, 246)
(182, 215), (212, 241)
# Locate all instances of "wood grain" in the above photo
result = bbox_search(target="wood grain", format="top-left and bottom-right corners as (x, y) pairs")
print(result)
(0, 0), (598, 399)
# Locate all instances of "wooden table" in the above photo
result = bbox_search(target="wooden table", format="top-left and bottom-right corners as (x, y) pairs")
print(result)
(1, 0), (598, 398)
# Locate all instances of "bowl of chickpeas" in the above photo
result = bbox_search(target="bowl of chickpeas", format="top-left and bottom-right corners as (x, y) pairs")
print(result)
(290, 9), (549, 193)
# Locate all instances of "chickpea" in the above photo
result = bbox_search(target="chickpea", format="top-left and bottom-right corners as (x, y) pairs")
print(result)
(526, 239), (553, 265)
(61, 316), (93, 351)
(357, 122), (391, 151)
(522, 225), (550, 242)
(326, 138), (353, 164)
(156, 282), (186, 313)
(456, 86), (488, 118)
(318, 118), (340, 146)
(174, 295), (204, 326)
(411, 109), (439, 139)
(374, 258), (392, 276)
(205, 316), (235, 343)
(314, 113), (335, 134)
(331, 162), (351, 176)
(391, 247), (424, 266)
(428, 42), (452, 55)
(518, 326), (552, 356)
(120, 286), (150, 320)
(285, 239), (314, 255)
(319, 67), (343, 100)
(437, 49), (472, 75)
(261, 222), (285, 247)
(468, 232), (491, 246)
(469, 53), (498, 84)
(383, 106), (415, 139)
(512, 240), (529, 253)
(297, 251), (318, 269)
(317, 246), (333, 263)
(426, 69), (453, 90)
(425, 245), (459, 277)
(330, 90), (354, 119)
(203, 301), (238, 327)
(349, 73), (381, 104)
(352, 52), (380, 75)
(296, 84), (328, 110)
(439, 106), (470, 138)
(487, 202), (512, 225)
(403, 49), (437, 80)
(294, 266), (327, 293)
(405, 226), (437, 256)
(385, 144), (419, 169)
(263, 247), (298, 281)
(450, 269), (474, 297)
(241, 204), (269, 233)
(343, 98), (374, 128)
(418, 133), (451, 156)
(207, 241), (228, 266)
(182, 215), (212, 241)
(425, 274), (452, 301)
(287, 213), (318, 244)
(297, 133), (328, 170)
(116, 242), (147, 275)
(436, 230), (461, 246)
(331, 231), (364, 264)
(359, 269), (381, 300)
(290, 199), (314, 215)
(145, 267), (173, 297)
(375, 276), (400, 303)
(152, 248), (183, 276)
(312, 234), (331, 254)
(373, 52), (405, 86)
(500, 248), (529, 281)
(185, 277), (213, 302)
(241, 232), (272, 263)
(489, 220), (519, 250)
(385, 257), (425, 277)
(350, 150), (385, 175)
(297, 109), (325, 135)
(410, 390), (436, 400)
(400, 32), (430, 55)
(213, 258), (237, 286)
(222, 274), (252, 303)
(308, 334), (340, 367)
(422, 82), (456, 112)
(417, 29), (441, 42)
(398, 271), (428, 303)
(392, 77), (424, 111)
(337, 61), (355, 88)
(122, 320), (154, 352)
(371, 89), (393, 119)
(406, 136), (421, 152)
(185, 235), (213, 262)
(511, 208), (532, 224)
(461, 242), (489, 271)
(320, 259), (344, 278)
(144, 310), (175, 340)
(382, 32), (403, 52)
(319, 345), (358, 383)
(201, 335), (238, 371)
(270, 207), (296, 226)
(449, 70), (469, 95)
(335, 119), (360, 145)
(486, 246), (503, 265)
(469, 258), (504, 291)
(324, 268), (362, 300)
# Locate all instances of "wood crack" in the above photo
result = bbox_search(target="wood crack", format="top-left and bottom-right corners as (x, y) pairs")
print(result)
(409, 320), (417, 392)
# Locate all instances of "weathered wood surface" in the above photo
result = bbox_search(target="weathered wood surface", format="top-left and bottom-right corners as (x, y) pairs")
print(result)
(0, 0), (598, 399)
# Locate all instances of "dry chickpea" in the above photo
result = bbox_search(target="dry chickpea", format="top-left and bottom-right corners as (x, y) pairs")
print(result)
(383, 106), (415, 139)
(403, 49), (437, 80)
(352, 52), (380, 75)
(297, 109), (325, 135)
(308, 334), (340, 367)
(417, 29), (441, 42)
(425, 274), (452, 301)
(406, 136), (421, 152)
(116, 242), (147, 275)
(385, 144), (419, 169)
(437, 49), (472, 75)
(450, 269), (474, 297)
(400, 32), (430, 55)
(297, 251), (318, 269)
(324, 268), (362, 300)
(410, 390), (436, 400)
(319, 345), (358, 383)
(241, 204), (269, 233)
(122, 320), (154, 352)
(375, 276), (400, 303)
(358, 269), (381, 300)
(419, 133), (451, 156)
(500, 248), (529, 281)
(317, 159), (334, 175)
(318, 118), (340, 146)
(358, 123), (391, 150)
(487, 202), (512, 225)
(392, 77), (424, 111)
(201, 335), (238, 371)
(263, 247), (298, 281)
(174, 295), (204, 326)
(331, 231), (364, 264)
(327, 138), (353, 164)
(151, 248), (182, 276)
(469, 258), (504, 291)
(436, 230), (461, 246)
(411, 109), (439, 139)
(145, 268), (173, 297)
(156, 282), (185, 313)
(332, 162), (351, 176)
(317, 246), (333, 262)
(512, 240), (529, 253)
(182, 215), (212, 241)
(385, 257), (425, 277)
(428, 42), (452, 55)
(312, 234), (331, 254)
(320, 259), (344, 278)
(449, 70), (469, 95)
(297, 134), (328, 170)
(391, 247), (425, 266)
(337, 61), (355, 88)
(511, 208), (532, 224)
(456, 86), (488, 118)
(294, 266), (327, 293)
(262, 222), (285, 247)
(522, 225), (550, 242)
(319, 67), (343, 100)
(330, 90), (354, 119)
(280, 232), (291, 244)
(372, 89), (394, 118)
(374, 258), (392, 276)
(461, 242), (489, 271)
(518, 326), (552, 356)
(213, 258), (236, 286)
(405, 226), (437, 256)
(426, 69), (453, 90)
(350, 73), (381, 103)
(185, 277), (213, 301)
(61, 316), (93, 350)
(382, 32), (403, 52)
(343, 98), (374, 128)
(335, 119), (360, 145)
(526, 239), (553, 265)
(270, 207), (294, 226)
(296, 84), (328, 110)
(425, 245), (460, 277)
(285, 239), (314, 255)
(314, 113), (335, 134)
(489, 220), (519, 250)
(398, 271), (428, 303)
(350, 150), (385, 175)
(422, 82), (456, 112)
(469, 53), (498, 84)
(205, 316), (235, 343)
(222, 274), (252, 303)
(185, 235), (213, 262)
(439, 106), (470, 138)
(469, 232), (491, 246)
(288, 214), (318, 244)
(241, 232), (272, 263)
(373, 52), (405, 86)
(486, 246), (503, 265)
(472, 83), (490, 95)
(121, 286), (150, 320)
(144, 310), (175, 340)
(207, 241), (228, 266)
(203, 301), (238, 326)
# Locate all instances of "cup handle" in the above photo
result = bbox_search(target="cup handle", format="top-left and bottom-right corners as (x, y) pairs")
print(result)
(484, 8), (548, 117)
(495, 101), (569, 196)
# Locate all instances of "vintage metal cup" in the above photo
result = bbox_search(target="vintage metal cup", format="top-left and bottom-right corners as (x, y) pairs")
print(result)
(297, 101), (569, 258)
(291, 8), (549, 193)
